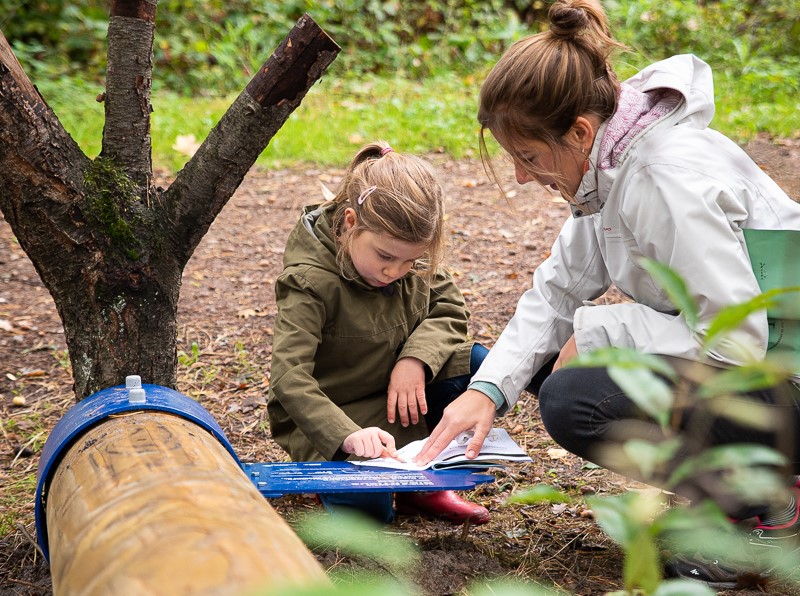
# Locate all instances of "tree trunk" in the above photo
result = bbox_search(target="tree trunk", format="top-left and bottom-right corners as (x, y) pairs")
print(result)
(0, 12), (340, 399)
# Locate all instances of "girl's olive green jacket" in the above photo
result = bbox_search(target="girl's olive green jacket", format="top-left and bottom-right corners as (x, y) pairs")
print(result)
(267, 203), (473, 462)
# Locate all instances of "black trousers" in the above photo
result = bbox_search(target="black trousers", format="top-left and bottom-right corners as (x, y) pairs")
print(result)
(534, 358), (800, 517)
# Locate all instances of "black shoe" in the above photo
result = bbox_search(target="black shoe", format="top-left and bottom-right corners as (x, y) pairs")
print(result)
(665, 487), (800, 588)
(664, 553), (740, 589)
(745, 486), (800, 573)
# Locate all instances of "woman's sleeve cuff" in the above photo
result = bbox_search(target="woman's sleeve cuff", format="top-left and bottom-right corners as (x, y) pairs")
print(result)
(468, 381), (506, 412)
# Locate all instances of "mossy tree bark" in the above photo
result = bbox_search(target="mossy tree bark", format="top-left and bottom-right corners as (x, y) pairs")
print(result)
(0, 3), (339, 399)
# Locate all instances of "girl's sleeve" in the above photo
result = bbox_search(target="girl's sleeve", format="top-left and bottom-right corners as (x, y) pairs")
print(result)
(397, 271), (471, 379)
(574, 162), (767, 365)
(471, 217), (611, 408)
(270, 271), (360, 459)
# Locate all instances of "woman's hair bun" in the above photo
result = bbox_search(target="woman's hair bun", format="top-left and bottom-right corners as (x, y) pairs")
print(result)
(549, 0), (590, 39)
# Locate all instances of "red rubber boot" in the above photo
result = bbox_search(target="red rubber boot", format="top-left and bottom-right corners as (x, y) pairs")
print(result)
(395, 490), (490, 525)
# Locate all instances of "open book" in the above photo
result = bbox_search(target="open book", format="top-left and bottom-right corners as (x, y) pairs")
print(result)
(351, 427), (532, 471)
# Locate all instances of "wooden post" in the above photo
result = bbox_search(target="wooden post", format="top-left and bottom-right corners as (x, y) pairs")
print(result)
(45, 410), (328, 594)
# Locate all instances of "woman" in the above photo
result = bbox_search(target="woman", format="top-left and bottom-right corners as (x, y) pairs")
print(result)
(415, 0), (800, 587)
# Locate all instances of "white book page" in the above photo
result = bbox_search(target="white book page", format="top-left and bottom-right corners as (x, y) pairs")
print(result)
(350, 428), (531, 470)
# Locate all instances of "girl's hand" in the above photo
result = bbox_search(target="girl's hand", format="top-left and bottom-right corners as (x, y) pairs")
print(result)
(553, 334), (578, 371)
(341, 427), (398, 459)
(387, 357), (427, 427)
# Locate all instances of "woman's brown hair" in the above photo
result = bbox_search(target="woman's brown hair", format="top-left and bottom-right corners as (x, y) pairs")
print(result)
(478, 0), (626, 194)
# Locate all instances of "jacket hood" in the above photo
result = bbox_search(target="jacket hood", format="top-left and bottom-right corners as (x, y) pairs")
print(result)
(573, 54), (716, 215)
(284, 202), (385, 292)
(283, 203), (341, 275)
(624, 54), (715, 128)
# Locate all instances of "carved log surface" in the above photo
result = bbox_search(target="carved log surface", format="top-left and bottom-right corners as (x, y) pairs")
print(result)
(46, 412), (328, 594)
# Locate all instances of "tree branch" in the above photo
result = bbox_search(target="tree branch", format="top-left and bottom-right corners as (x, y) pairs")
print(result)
(0, 29), (92, 290)
(162, 14), (340, 265)
(100, 0), (157, 189)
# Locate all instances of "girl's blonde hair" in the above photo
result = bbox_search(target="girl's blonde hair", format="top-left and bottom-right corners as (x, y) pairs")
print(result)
(330, 141), (445, 282)
(478, 0), (626, 194)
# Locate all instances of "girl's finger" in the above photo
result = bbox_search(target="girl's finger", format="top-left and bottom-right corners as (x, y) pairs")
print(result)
(417, 388), (428, 416)
(369, 434), (384, 458)
(398, 396), (409, 427)
(378, 430), (397, 454)
(387, 390), (398, 424)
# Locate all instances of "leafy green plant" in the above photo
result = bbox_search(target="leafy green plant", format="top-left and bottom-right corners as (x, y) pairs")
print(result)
(177, 341), (201, 367)
(535, 258), (800, 593)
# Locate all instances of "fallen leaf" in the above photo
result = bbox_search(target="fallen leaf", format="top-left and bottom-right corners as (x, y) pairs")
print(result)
(547, 447), (569, 460)
(20, 369), (45, 378)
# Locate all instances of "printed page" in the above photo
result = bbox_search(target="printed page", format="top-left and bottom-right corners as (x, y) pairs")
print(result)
(351, 428), (531, 471)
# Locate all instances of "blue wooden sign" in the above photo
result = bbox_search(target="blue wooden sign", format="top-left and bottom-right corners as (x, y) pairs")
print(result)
(243, 461), (495, 498)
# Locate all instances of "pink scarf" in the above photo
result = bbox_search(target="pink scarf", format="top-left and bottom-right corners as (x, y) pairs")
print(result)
(598, 83), (682, 170)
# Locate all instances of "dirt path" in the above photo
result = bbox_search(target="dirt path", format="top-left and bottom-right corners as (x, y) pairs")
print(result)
(1, 136), (798, 595)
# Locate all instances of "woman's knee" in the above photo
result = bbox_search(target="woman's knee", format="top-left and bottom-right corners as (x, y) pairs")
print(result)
(537, 367), (624, 456)
(537, 369), (584, 443)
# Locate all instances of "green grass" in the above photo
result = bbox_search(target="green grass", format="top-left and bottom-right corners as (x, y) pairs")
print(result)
(0, 472), (37, 538)
(48, 72), (486, 174)
(47, 63), (799, 176)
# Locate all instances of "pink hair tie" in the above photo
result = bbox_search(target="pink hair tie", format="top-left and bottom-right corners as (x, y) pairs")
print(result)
(380, 146), (394, 156)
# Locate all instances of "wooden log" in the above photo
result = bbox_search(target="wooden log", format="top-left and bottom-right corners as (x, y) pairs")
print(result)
(46, 410), (328, 594)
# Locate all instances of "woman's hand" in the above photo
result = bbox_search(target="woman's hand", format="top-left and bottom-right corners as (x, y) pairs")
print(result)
(341, 427), (399, 459)
(553, 334), (578, 371)
(387, 357), (427, 426)
(413, 389), (496, 466)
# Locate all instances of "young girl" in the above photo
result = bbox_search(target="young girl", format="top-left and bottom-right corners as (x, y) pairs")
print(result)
(267, 141), (490, 525)
(414, 0), (800, 586)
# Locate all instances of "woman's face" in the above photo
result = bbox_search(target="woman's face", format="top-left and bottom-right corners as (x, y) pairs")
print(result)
(493, 116), (598, 201)
(501, 136), (585, 200)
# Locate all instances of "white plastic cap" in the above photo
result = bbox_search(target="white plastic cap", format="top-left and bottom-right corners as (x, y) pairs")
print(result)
(128, 387), (146, 403)
(125, 375), (142, 389)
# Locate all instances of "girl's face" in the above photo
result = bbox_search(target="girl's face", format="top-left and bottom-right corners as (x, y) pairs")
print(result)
(343, 209), (428, 287)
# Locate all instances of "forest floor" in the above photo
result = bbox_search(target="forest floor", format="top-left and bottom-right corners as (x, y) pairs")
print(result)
(1, 135), (799, 595)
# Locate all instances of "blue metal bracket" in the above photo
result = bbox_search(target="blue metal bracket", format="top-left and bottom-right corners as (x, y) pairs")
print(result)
(34, 382), (240, 562)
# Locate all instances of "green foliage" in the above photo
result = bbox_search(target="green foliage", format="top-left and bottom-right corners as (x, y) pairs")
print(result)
(286, 509), (566, 595)
(507, 260), (800, 593)
(639, 260), (698, 330)
(506, 483), (573, 505)
(6, 0), (799, 162)
(2, 0), (527, 94)
(295, 509), (418, 573)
